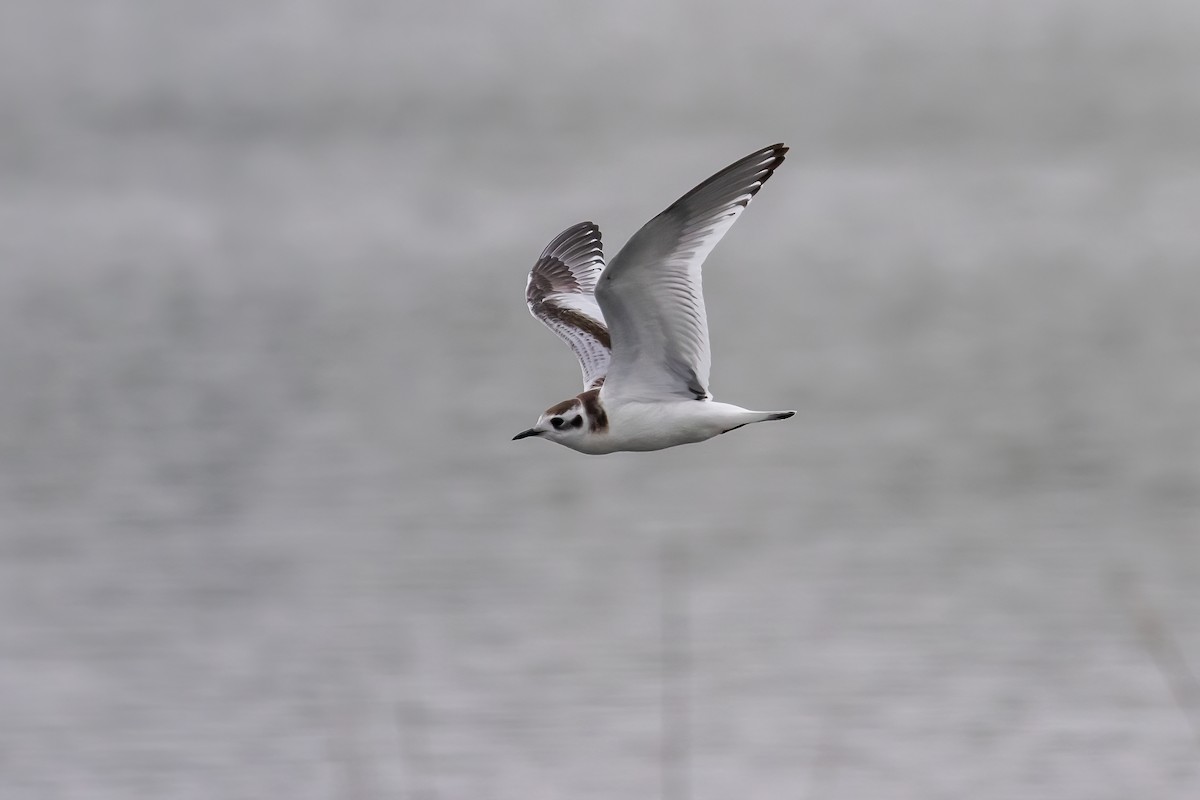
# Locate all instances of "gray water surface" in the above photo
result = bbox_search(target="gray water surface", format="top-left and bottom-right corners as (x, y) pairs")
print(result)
(2, 2), (1200, 798)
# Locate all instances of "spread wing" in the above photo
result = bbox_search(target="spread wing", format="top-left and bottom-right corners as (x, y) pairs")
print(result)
(595, 143), (788, 402)
(525, 221), (611, 391)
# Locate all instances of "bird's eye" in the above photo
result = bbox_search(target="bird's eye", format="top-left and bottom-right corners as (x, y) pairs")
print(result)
(550, 417), (564, 429)
(571, 415), (583, 428)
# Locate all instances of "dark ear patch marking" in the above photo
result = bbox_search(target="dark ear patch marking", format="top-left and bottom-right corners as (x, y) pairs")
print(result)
(578, 388), (608, 433)
(571, 415), (583, 428)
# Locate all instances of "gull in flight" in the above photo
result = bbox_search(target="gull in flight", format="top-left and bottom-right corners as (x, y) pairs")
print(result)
(514, 143), (794, 454)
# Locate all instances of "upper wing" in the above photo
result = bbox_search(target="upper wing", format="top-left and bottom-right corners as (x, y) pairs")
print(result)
(525, 221), (612, 391)
(595, 143), (788, 402)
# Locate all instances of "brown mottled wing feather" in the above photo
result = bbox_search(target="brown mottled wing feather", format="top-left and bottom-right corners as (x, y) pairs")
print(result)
(526, 221), (611, 390)
(596, 144), (787, 401)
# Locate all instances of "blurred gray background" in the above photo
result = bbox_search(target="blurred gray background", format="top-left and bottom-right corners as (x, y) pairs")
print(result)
(2, 1), (1199, 798)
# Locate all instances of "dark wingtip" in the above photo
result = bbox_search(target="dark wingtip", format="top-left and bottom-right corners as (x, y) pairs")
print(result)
(762, 142), (788, 161)
(664, 142), (790, 216)
(768, 411), (795, 421)
(745, 143), (788, 196)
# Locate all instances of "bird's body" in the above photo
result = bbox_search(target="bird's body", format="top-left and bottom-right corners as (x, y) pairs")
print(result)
(527, 389), (791, 455)
(514, 143), (794, 455)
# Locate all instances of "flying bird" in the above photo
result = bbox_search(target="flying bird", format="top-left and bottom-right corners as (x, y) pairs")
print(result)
(514, 143), (794, 454)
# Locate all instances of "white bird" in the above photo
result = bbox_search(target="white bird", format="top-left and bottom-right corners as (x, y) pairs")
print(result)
(514, 143), (794, 454)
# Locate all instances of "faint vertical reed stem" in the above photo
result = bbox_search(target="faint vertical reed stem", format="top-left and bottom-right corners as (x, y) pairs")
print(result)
(1116, 569), (1200, 754)
(397, 578), (441, 800)
(660, 535), (691, 800)
(397, 696), (439, 800)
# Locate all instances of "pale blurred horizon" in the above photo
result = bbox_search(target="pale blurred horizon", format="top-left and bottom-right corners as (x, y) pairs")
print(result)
(2, 1), (1199, 798)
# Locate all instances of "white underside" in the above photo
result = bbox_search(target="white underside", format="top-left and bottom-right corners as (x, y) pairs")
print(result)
(565, 399), (779, 455)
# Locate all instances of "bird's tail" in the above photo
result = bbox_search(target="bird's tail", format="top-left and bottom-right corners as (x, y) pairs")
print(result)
(717, 409), (795, 436)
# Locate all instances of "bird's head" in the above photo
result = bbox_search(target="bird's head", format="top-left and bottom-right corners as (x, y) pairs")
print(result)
(513, 396), (591, 447)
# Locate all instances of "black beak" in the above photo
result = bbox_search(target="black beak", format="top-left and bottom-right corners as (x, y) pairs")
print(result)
(512, 428), (540, 441)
